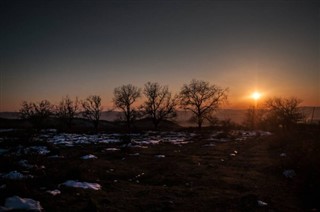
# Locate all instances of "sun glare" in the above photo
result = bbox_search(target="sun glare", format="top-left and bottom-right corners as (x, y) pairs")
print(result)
(251, 92), (261, 100)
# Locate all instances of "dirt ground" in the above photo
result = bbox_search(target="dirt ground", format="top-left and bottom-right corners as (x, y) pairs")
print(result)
(0, 129), (319, 211)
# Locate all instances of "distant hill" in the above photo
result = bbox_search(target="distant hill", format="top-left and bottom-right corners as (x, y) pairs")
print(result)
(1, 107), (319, 126)
(0, 112), (19, 119)
(299, 107), (320, 123)
(133, 118), (181, 130)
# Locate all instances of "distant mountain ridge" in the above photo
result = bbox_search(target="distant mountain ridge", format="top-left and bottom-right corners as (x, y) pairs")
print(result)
(1, 107), (319, 125)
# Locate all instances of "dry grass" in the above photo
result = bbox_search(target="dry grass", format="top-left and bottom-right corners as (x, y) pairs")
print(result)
(0, 128), (319, 211)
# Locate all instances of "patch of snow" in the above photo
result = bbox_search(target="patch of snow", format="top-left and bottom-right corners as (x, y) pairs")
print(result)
(283, 169), (296, 178)
(48, 155), (64, 159)
(233, 130), (272, 138)
(241, 131), (258, 137)
(149, 139), (161, 144)
(81, 154), (97, 159)
(171, 140), (190, 145)
(0, 129), (16, 133)
(44, 131), (196, 147)
(105, 148), (120, 151)
(211, 138), (231, 142)
(129, 153), (140, 156)
(18, 160), (34, 169)
(62, 180), (101, 190)
(46, 189), (61, 196)
(99, 139), (121, 143)
(260, 131), (272, 136)
(3, 196), (42, 211)
(280, 153), (287, 157)
(230, 153), (236, 157)
(24, 146), (50, 155)
(155, 154), (165, 158)
(257, 200), (268, 206)
(132, 145), (148, 149)
(2, 171), (33, 180)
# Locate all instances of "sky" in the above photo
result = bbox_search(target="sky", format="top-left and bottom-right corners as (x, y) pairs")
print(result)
(1, 0), (319, 111)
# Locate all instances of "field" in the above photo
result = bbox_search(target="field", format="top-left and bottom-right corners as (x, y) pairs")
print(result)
(0, 128), (319, 211)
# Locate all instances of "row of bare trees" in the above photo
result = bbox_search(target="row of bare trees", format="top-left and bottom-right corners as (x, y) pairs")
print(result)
(113, 79), (228, 129)
(19, 79), (305, 131)
(20, 95), (103, 131)
(243, 97), (304, 130)
(19, 79), (228, 130)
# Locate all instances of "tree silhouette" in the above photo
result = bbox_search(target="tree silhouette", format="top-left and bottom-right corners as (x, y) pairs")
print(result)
(243, 106), (265, 130)
(19, 100), (53, 130)
(113, 84), (141, 129)
(81, 95), (103, 131)
(179, 79), (228, 129)
(55, 96), (79, 130)
(264, 97), (304, 130)
(141, 82), (177, 129)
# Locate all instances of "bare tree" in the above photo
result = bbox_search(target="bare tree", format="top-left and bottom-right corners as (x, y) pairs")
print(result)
(81, 95), (103, 131)
(19, 100), (53, 129)
(113, 84), (141, 128)
(142, 82), (177, 129)
(179, 79), (228, 129)
(264, 97), (304, 130)
(243, 106), (265, 130)
(55, 96), (79, 129)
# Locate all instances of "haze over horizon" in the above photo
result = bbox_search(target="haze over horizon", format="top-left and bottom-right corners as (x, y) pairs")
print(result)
(1, 0), (319, 112)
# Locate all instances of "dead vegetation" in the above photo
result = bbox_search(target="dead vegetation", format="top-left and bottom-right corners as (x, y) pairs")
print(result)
(0, 128), (319, 211)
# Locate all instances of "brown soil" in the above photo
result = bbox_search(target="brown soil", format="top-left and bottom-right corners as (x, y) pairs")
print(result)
(0, 130), (319, 211)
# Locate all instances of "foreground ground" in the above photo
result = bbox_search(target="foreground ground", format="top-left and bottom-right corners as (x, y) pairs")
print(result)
(0, 128), (319, 211)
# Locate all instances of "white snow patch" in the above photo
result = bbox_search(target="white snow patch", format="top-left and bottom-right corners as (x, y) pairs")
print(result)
(257, 200), (268, 206)
(2, 171), (33, 180)
(280, 153), (287, 157)
(105, 148), (120, 151)
(211, 138), (231, 142)
(44, 131), (196, 147)
(24, 146), (50, 155)
(129, 153), (140, 156)
(132, 145), (148, 149)
(81, 154), (97, 159)
(0, 129), (16, 133)
(48, 155), (64, 159)
(62, 180), (101, 190)
(46, 189), (61, 196)
(155, 154), (166, 158)
(3, 196), (42, 211)
(18, 160), (34, 169)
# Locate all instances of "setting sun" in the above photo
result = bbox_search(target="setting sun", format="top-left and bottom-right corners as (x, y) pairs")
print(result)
(251, 92), (262, 100)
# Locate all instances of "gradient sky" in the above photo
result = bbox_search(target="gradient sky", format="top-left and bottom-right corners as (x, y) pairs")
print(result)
(1, 0), (319, 111)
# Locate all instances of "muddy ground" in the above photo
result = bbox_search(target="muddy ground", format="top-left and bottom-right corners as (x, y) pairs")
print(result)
(0, 129), (319, 211)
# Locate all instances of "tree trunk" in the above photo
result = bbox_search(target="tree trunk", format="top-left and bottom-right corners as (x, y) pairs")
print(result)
(197, 118), (202, 129)
(154, 119), (160, 130)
